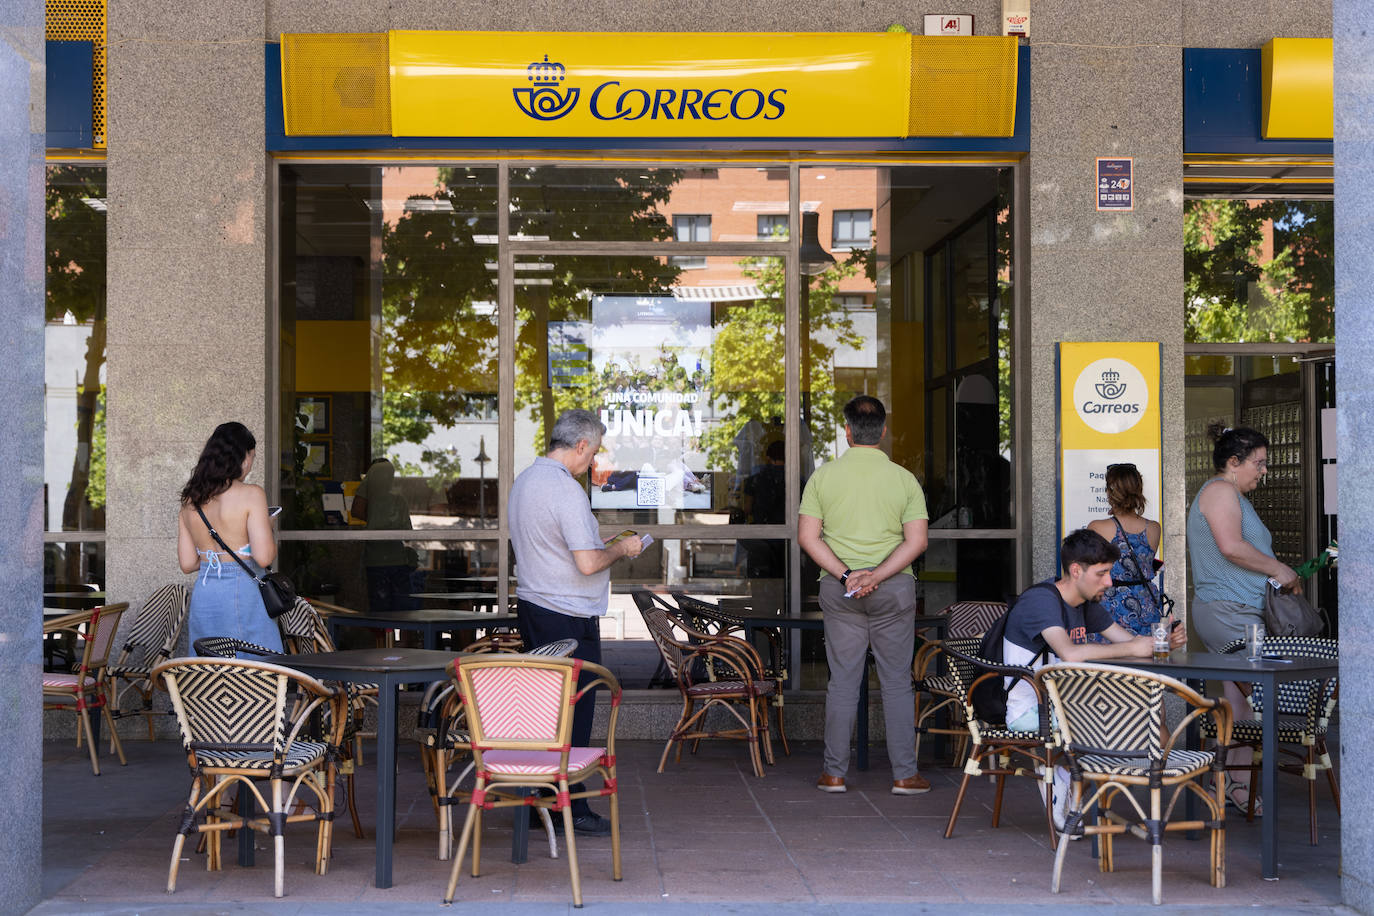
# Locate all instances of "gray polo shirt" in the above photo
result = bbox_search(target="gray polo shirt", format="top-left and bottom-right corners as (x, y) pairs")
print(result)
(509, 456), (609, 618)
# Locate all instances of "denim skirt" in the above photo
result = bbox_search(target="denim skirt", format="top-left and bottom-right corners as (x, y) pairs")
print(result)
(187, 560), (284, 655)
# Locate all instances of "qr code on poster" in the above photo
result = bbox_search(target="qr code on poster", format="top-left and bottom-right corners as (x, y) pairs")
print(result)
(636, 475), (665, 507)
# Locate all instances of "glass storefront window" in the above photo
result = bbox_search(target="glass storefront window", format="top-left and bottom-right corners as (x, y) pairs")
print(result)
(279, 165), (500, 532)
(45, 166), (107, 535)
(44, 541), (106, 609)
(507, 165), (789, 242)
(1185, 199), (1333, 343)
(801, 165), (1014, 534)
(514, 255), (785, 527)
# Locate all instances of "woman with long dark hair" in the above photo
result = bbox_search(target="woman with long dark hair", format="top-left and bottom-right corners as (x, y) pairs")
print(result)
(177, 422), (283, 653)
(1188, 420), (1296, 814)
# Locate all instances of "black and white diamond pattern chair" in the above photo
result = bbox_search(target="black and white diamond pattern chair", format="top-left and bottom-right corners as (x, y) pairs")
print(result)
(913, 635), (986, 767)
(419, 637), (580, 861)
(1039, 662), (1232, 906)
(1202, 635), (1339, 844)
(940, 641), (1058, 847)
(152, 656), (347, 898)
(107, 584), (191, 744)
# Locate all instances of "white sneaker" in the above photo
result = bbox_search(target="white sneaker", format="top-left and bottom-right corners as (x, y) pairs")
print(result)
(1040, 766), (1081, 840)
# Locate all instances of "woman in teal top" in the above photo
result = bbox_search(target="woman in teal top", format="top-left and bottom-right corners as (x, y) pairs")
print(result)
(1187, 420), (1299, 814)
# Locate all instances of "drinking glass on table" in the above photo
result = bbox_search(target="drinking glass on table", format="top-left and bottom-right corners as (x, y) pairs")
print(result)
(1151, 618), (1171, 660)
(1245, 623), (1264, 661)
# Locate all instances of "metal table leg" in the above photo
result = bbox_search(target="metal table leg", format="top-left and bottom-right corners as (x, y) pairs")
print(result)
(1261, 672), (1279, 880)
(374, 675), (398, 888)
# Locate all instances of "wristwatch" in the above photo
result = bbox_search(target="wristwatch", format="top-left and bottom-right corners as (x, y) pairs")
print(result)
(840, 569), (853, 584)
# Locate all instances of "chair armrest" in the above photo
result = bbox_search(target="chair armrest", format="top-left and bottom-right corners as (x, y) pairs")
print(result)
(43, 610), (94, 634)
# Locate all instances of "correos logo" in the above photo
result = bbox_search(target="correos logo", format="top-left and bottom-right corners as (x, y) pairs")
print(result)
(512, 54), (788, 123)
(1072, 358), (1148, 434)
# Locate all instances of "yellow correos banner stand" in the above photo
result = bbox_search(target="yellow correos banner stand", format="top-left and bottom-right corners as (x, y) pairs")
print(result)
(389, 31), (912, 138)
(1058, 342), (1163, 569)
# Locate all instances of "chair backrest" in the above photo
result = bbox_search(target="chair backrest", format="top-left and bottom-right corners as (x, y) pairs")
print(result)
(277, 598), (333, 652)
(1217, 635), (1338, 719)
(465, 630), (526, 654)
(114, 584), (190, 670)
(939, 638), (1000, 717)
(193, 636), (276, 659)
(81, 603), (130, 675)
(530, 638), (579, 658)
(454, 655), (577, 749)
(155, 657), (333, 756)
(941, 601), (1009, 639)
(1040, 663), (1171, 763)
(632, 591), (694, 684)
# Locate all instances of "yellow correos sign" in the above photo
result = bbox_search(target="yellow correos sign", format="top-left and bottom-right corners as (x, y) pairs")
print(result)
(1058, 342), (1163, 563)
(388, 31), (912, 138)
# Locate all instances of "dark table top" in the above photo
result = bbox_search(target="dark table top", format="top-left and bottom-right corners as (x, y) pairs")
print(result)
(1107, 651), (1338, 678)
(329, 609), (518, 625)
(266, 647), (461, 673)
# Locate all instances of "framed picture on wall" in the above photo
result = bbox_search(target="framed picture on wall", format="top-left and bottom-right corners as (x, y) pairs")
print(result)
(295, 396), (331, 436)
(301, 440), (332, 479)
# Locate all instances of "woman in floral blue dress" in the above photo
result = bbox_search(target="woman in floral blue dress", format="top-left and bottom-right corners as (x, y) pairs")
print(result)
(1087, 463), (1163, 635)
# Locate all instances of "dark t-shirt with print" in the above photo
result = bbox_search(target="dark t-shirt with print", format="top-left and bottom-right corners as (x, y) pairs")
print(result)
(1002, 579), (1115, 724)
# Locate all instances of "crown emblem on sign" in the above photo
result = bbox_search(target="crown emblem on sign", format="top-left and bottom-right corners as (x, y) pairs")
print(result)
(527, 55), (566, 87)
(1100, 369), (1119, 384)
(1095, 367), (1127, 400)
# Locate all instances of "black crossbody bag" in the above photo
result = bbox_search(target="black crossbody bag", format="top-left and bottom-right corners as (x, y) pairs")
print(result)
(195, 505), (295, 619)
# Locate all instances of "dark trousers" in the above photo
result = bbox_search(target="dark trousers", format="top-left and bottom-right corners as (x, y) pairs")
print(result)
(515, 599), (601, 816)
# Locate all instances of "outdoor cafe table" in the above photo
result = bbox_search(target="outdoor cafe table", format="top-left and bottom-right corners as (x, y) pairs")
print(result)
(739, 609), (948, 771)
(265, 648), (457, 889)
(1106, 651), (1340, 881)
(326, 607), (517, 651)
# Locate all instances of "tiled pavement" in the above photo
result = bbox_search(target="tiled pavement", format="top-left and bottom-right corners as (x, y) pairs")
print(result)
(34, 733), (1346, 914)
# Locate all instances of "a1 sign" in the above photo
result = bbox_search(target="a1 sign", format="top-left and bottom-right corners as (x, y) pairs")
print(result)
(1096, 157), (1133, 211)
(923, 14), (974, 35)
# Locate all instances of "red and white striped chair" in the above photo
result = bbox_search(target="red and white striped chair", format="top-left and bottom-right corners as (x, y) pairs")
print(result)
(43, 602), (129, 775)
(442, 654), (622, 908)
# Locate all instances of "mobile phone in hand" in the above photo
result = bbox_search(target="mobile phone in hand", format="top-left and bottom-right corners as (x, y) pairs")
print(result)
(640, 534), (654, 548)
(1170, 617), (1182, 631)
(268, 505), (283, 518)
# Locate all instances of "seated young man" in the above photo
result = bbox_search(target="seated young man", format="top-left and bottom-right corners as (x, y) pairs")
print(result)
(1004, 528), (1184, 731)
(1004, 528), (1186, 828)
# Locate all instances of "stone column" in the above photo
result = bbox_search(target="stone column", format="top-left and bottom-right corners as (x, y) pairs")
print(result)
(1026, 3), (1186, 591)
(0, 1), (46, 911)
(105, 0), (268, 622)
(1336, 2), (1374, 909)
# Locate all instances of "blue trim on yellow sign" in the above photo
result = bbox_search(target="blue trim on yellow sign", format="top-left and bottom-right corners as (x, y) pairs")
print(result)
(265, 43), (1030, 153)
(1183, 48), (1331, 156)
(47, 40), (93, 149)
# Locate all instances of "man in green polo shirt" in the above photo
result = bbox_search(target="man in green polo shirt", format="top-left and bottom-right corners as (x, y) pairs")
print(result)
(799, 395), (930, 795)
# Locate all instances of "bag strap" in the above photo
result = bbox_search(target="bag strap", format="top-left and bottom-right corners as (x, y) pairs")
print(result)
(1111, 516), (1164, 609)
(195, 505), (265, 584)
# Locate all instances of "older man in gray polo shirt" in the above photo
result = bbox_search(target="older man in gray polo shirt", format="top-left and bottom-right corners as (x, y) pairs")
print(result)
(510, 408), (644, 836)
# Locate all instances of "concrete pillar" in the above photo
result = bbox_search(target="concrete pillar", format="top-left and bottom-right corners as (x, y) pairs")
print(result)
(1336, 2), (1374, 909)
(0, 1), (46, 912)
(105, 0), (269, 617)
(1027, 3), (1186, 589)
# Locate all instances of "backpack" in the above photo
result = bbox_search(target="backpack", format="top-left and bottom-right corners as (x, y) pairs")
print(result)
(970, 582), (1066, 725)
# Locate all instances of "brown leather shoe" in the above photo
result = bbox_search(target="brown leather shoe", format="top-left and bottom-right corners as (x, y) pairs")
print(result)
(891, 774), (932, 795)
(816, 773), (847, 793)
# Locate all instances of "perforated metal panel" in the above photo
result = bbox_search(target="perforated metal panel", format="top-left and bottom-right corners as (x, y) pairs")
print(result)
(281, 33), (391, 136)
(908, 36), (1018, 138)
(47, 0), (105, 148)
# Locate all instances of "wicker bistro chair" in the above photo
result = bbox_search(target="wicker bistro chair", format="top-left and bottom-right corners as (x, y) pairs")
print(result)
(633, 591), (776, 778)
(43, 603), (130, 775)
(912, 636), (985, 767)
(192, 636), (276, 658)
(442, 654), (622, 908)
(940, 641), (1059, 846)
(107, 584), (191, 744)
(1039, 663), (1232, 907)
(419, 638), (580, 861)
(671, 591), (790, 756)
(152, 657), (348, 898)
(1201, 636), (1340, 844)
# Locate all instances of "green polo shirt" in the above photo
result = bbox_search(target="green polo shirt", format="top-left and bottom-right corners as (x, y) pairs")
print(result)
(798, 446), (928, 576)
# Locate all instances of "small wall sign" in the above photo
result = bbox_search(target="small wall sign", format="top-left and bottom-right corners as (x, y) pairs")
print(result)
(923, 15), (974, 35)
(1096, 157), (1134, 211)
